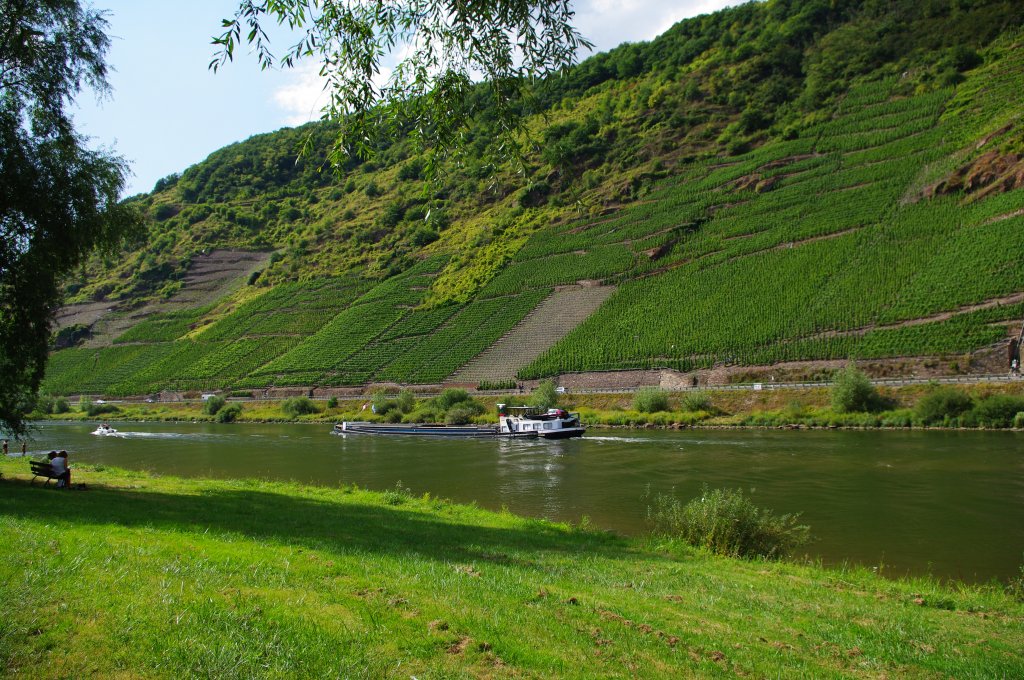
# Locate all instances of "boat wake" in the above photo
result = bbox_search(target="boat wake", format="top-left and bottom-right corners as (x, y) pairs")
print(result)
(98, 431), (231, 442)
(585, 435), (664, 444)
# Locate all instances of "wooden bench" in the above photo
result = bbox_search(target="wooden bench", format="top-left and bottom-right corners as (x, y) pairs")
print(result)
(30, 460), (61, 486)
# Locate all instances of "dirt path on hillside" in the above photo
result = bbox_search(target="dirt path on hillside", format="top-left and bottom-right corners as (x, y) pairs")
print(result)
(809, 292), (1024, 339)
(57, 249), (270, 347)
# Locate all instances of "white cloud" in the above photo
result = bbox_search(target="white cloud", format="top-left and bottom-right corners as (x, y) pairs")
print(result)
(574, 0), (741, 54)
(272, 61), (329, 126)
(271, 53), (400, 127)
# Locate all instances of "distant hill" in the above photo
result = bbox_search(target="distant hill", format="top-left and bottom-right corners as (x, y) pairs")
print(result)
(45, 0), (1024, 397)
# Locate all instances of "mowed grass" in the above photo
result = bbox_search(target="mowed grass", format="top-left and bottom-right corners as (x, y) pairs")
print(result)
(0, 458), (1021, 678)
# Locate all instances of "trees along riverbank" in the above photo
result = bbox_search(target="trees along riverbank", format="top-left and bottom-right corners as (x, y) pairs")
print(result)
(0, 458), (1021, 677)
(31, 378), (1024, 431)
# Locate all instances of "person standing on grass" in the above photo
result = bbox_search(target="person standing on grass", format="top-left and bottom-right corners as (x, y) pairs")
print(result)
(2, 439), (7, 456)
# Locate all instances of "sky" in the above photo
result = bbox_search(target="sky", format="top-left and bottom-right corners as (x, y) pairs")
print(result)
(75, 1), (739, 197)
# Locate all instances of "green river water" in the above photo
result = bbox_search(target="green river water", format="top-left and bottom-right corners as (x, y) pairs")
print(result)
(13, 421), (1024, 583)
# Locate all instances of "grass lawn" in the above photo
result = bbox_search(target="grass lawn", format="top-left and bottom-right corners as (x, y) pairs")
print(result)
(1, 457), (1021, 678)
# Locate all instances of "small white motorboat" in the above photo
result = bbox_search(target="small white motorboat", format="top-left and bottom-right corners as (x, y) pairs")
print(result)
(91, 423), (118, 436)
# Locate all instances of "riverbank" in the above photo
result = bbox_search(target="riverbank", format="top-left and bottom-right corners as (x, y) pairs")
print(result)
(1, 458), (1020, 677)
(33, 380), (1024, 431)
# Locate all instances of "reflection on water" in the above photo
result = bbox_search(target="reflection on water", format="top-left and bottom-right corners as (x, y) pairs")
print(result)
(9, 420), (1024, 583)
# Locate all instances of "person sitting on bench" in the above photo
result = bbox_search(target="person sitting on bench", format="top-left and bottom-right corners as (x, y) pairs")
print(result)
(48, 450), (71, 489)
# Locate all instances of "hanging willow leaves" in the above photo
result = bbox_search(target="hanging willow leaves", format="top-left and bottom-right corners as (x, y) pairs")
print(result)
(211, 0), (592, 175)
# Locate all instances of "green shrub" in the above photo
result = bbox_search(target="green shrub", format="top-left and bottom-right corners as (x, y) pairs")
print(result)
(880, 409), (914, 428)
(371, 392), (399, 416)
(1009, 564), (1024, 602)
(647, 486), (810, 560)
(202, 395), (226, 416)
(1013, 412), (1024, 429)
(404, 405), (442, 423)
(86, 403), (119, 417)
(397, 389), (415, 414)
(217, 403), (242, 423)
(529, 379), (559, 410)
(34, 394), (55, 415)
(436, 388), (471, 411)
(282, 396), (318, 418)
(153, 203), (177, 221)
(970, 395), (1024, 428)
(914, 387), (973, 425)
(680, 391), (712, 413)
(633, 387), (669, 413)
(445, 405), (479, 425)
(410, 226), (439, 246)
(326, 396), (339, 409)
(831, 364), (880, 413)
(53, 397), (70, 414)
(382, 481), (413, 506)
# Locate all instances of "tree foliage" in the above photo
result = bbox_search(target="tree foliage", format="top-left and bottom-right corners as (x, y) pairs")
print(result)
(0, 0), (142, 433)
(830, 364), (879, 414)
(211, 0), (592, 171)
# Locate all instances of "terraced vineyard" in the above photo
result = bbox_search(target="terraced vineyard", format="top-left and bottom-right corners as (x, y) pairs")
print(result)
(450, 285), (616, 384)
(44, 253), (552, 394)
(521, 52), (1024, 379)
(39, 10), (1024, 396)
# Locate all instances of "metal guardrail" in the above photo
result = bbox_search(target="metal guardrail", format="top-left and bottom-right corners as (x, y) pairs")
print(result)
(73, 373), (1023, 404)
(558, 373), (1024, 395)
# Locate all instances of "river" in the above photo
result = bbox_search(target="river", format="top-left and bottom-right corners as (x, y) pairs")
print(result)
(13, 421), (1024, 583)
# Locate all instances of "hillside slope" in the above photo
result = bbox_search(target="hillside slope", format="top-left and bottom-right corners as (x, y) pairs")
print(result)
(450, 285), (616, 384)
(43, 1), (1024, 397)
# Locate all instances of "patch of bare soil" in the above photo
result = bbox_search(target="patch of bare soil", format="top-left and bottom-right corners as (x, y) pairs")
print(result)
(925, 150), (1024, 200)
(724, 173), (778, 194)
(53, 301), (116, 332)
(61, 249), (270, 348)
(984, 207), (1024, 225)
(920, 122), (1024, 202)
(719, 154), (824, 195)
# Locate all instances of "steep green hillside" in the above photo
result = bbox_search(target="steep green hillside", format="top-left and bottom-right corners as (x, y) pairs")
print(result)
(44, 1), (1024, 396)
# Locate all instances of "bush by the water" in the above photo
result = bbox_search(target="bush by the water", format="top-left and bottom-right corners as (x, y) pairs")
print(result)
(81, 400), (119, 418)
(430, 388), (484, 424)
(435, 388), (471, 411)
(914, 387), (973, 425)
(633, 387), (669, 413)
(831, 364), (880, 413)
(647, 486), (810, 560)
(445, 404), (483, 425)
(964, 394), (1024, 428)
(282, 397), (318, 418)
(202, 395), (226, 416)
(216, 403), (242, 423)
(397, 389), (415, 413)
(371, 389), (415, 419)
(680, 390), (712, 413)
